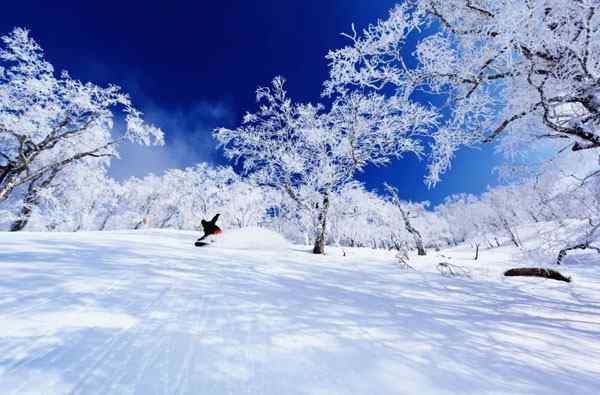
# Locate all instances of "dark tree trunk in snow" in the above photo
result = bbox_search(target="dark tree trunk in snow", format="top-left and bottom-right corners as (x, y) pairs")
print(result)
(406, 216), (426, 256)
(159, 209), (177, 228)
(10, 187), (36, 231)
(10, 170), (58, 232)
(501, 217), (521, 248)
(528, 211), (540, 223)
(0, 165), (14, 191)
(100, 213), (112, 231)
(385, 183), (426, 256)
(0, 171), (20, 203)
(312, 193), (330, 254)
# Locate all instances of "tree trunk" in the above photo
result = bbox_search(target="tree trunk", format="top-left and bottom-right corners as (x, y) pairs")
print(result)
(10, 178), (40, 231)
(400, 208), (425, 255)
(500, 217), (520, 248)
(10, 188), (35, 231)
(10, 201), (33, 232)
(10, 170), (60, 232)
(507, 228), (520, 248)
(312, 193), (330, 254)
(414, 235), (426, 255)
(0, 172), (20, 203)
(10, 212), (32, 231)
(159, 210), (177, 228)
(384, 183), (426, 256)
(528, 211), (540, 223)
(100, 213), (112, 231)
(0, 165), (13, 188)
(134, 217), (149, 230)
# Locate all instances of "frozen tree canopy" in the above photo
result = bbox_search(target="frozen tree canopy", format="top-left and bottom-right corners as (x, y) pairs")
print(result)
(325, 0), (600, 185)
(0, 28), (164, 204)
(1, 3), (599, 261)
(215, 76), (437, 253)
(1, 10), (597, 262)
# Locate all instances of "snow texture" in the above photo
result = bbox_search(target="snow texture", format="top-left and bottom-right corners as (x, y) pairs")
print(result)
(1, 228), (600, 394)
(207, 226), (290, 251)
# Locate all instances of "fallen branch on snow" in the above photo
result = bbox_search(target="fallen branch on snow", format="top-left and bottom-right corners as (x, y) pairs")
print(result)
(504, 268), (571, 283)
(556, 220), (600, 265)
(437, 262), (471, 278)
(556, 243), (600, 265)
(395, 251), (416, 271)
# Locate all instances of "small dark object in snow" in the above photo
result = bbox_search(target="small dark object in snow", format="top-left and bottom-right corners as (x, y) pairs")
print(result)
(437, 262), (470, 278)
(504, 267), (571, 283)
(195, 241), (210, 247)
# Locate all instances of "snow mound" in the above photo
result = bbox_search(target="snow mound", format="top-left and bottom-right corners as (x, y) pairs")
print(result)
(212, 226), (290, 250)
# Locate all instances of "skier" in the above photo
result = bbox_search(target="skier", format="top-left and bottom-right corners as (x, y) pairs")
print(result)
(195, 213), (222, 246)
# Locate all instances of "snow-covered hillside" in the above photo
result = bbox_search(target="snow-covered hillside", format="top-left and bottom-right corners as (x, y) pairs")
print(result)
(1, 229), (600, 394)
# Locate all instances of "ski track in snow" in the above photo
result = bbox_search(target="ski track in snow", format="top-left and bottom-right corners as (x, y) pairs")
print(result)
(1, 228), (600, 394)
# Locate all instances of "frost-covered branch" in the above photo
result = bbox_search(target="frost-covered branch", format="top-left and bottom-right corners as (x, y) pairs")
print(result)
(0, 28), (164, 204)
(326, 0), (600, 185)
(215, 77), (436, 253)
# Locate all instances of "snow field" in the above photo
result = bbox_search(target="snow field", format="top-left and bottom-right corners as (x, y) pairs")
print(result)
(0, 228), (599, 394)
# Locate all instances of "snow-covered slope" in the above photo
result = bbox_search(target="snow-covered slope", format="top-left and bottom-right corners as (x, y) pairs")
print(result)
(205, 226), (290, 250)
(1, 229), (600, 394)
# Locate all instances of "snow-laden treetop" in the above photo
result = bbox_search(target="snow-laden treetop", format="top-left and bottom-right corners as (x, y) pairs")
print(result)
(325, 0), (600, 186)
(0, 28), (163, 201)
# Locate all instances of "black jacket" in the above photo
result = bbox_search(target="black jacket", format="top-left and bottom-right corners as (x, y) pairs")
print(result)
(199, 214), (221, 240)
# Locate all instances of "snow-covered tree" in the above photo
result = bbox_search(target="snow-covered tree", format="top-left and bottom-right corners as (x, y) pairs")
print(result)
(0, 27), (163, 228)
(215, 76), (436, 254)
(325, 0), (600, 186)
(327, 182), (385, 249)
(108, 164), (269, 233)
(384, 182), (428, 255)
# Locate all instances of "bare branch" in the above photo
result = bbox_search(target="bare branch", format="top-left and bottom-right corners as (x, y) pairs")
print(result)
(12, 138), (121, 189)
(483, 111), (530, 143)
(465, 0), (494, 18)
(428, 2), (499, 37)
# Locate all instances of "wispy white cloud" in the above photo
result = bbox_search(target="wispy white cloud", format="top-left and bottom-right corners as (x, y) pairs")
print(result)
(109, 100), (234, 179)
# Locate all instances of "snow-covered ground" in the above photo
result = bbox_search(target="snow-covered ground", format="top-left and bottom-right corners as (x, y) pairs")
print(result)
(1, 228), (600, 395)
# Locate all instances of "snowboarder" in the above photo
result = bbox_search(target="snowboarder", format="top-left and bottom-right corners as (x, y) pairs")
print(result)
(195, 213), (222, 246)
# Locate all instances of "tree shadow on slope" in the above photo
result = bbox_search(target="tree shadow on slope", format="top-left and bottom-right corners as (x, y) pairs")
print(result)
(0, 235), (599, 394)
(196, 254), (600, 394)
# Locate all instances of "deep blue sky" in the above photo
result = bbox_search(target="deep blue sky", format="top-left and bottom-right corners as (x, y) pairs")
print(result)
(1, 0), (500, 204)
